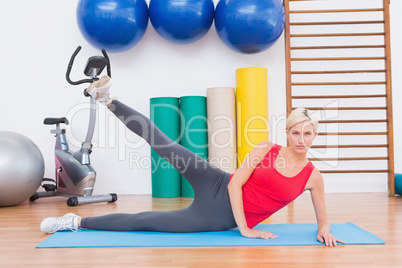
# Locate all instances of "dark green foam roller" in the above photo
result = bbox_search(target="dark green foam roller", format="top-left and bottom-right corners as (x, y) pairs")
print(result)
(150, 97), (181, 198)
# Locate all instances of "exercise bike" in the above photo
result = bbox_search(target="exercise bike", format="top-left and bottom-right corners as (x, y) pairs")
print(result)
(30, 46), (117, 206)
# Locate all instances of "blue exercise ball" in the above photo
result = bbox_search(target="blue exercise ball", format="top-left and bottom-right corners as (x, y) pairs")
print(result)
(149, 0), (215, 45)
(215, 0), (285, 54)
(76, 0), (149, 53)
(0, 132), (44, 207)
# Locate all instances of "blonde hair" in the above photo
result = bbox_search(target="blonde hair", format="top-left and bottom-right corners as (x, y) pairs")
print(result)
(286, 108), (319, 133)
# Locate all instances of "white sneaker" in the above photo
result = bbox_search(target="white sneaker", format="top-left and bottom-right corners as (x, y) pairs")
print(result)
(40, 213), (81, 234)
(86, 75), (113, 106)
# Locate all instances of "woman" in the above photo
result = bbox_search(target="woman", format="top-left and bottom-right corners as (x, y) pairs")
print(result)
(41, 76), (345, 247)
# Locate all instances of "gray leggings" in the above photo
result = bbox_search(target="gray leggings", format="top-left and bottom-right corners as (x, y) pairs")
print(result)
(80, 100), (237, 232)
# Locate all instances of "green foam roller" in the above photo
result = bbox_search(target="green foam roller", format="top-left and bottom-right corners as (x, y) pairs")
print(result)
(150, 97), (181, 198)
(396, 173), (402, 196)
(179, 96), (209, 198)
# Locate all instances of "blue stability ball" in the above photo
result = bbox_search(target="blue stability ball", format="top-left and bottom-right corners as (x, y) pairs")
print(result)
(77, 0), (149, 53)
(149, 0), (215, 45)
(215, 0), (285, 54)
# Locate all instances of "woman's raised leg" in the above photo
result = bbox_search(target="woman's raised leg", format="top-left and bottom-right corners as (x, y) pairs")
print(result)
(108, 100), (230, 195)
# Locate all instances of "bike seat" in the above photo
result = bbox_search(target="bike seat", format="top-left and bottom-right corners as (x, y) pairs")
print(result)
(43, 117), (69, 125)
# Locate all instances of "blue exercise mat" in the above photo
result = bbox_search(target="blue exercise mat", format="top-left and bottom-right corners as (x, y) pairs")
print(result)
(36, 222), (385, 248)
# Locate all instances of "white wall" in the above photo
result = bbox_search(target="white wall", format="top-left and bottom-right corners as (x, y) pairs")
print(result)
(1, 0), (400, 195)
(391, 0), (402, 178)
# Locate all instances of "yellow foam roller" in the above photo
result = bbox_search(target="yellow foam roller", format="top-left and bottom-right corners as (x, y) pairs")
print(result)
(236, 67), (269, 166)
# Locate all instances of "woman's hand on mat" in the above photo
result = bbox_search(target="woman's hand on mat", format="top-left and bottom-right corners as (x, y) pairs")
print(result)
(317, 231), (345, 247)
(240, 227), (278, 239)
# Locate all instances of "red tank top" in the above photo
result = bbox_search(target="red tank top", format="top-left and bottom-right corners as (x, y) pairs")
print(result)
(230, 144), (315, 228)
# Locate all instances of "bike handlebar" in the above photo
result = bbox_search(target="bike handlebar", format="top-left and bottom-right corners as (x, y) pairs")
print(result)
(66, 46), (111, 86)
(102, 49), (112, 78)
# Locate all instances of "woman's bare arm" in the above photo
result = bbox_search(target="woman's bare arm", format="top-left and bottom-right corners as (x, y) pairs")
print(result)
(228, 141), (277, 239)
(309, 169), (345, 246)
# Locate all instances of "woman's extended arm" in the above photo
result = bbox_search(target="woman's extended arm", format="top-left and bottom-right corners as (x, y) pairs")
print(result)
(228, 141), (277, 239)
(308, 169), (345, 246)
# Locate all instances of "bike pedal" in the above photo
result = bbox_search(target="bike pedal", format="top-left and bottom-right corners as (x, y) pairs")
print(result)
(43, 184), (57, 192)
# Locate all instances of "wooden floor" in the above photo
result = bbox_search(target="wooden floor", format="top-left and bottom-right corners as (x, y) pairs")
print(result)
(0, 193), (401, 268)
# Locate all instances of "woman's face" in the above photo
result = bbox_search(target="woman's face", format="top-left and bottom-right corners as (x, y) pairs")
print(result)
(286, 121), (317, 154)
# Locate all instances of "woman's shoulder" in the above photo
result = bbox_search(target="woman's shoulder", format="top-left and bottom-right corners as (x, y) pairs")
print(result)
(256, 140), (274, 152)
(310, 166), (322, 178)
(251, 141), (274, 159)
(256, 140), (274, 148)
(304, 167), (323, 191)
(309, 167), (323, 184)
